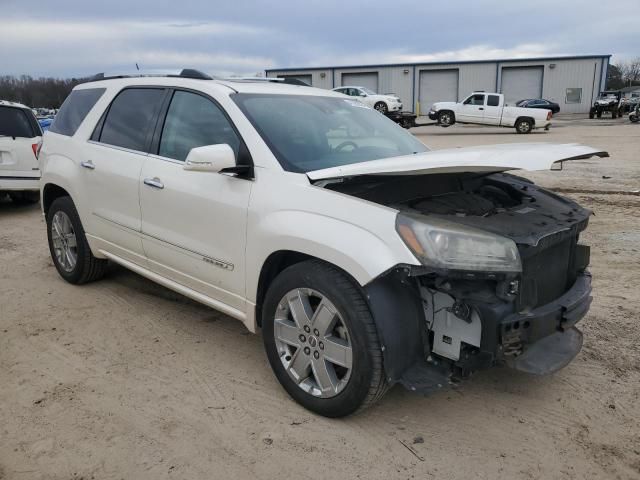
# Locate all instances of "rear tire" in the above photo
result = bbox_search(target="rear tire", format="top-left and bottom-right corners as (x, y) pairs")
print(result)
(46, 196), (107, 284)
(262, 260), (388, 417)
(515, 118), (533, 134)
(8, 191), (40, 205)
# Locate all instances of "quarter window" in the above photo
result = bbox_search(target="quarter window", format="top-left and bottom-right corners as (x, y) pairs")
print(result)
(487, 95), (500, 107)
(0, 107), (35, 138)
(50, 88), (105, 136)
(565, 88), (582, 104)
(158, 90), (240, 162)
(99, 88), (165, 152)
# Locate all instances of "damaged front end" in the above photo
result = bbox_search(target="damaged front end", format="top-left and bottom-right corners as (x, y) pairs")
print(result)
(339, 172), (594, 394)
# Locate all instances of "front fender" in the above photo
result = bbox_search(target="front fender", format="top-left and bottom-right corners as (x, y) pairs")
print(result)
(247, 209), (415, 298)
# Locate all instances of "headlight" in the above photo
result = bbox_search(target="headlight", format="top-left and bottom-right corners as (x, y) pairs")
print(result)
(396, 213), (522, 273)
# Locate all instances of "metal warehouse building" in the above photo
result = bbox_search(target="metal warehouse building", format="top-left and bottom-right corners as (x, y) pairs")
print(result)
(266, 55), (611, 114)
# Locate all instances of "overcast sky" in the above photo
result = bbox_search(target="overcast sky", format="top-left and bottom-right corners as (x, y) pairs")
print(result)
(1, 0), (638, 78)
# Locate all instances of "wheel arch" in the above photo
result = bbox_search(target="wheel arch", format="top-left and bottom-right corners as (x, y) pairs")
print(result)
(42, 183), (72, 216)
(255, 251), (426, 386)
(515, 115), (535, 126)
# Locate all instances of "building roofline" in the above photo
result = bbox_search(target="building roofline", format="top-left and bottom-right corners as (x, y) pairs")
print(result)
(265, 54), (612, 73)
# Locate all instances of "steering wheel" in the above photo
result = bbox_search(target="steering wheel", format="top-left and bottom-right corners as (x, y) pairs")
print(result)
(334, 141), (358, 152)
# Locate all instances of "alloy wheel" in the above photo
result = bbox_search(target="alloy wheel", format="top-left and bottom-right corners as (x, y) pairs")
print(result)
(51, 211), (78, 272)
(273, 288), (353, 398)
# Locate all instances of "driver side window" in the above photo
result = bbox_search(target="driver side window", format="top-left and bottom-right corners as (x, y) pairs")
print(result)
(463, 94), (485, 106)
(158, 90), (240, 162)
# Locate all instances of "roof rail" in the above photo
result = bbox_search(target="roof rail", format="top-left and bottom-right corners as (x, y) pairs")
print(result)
(217, 76), (311, 86)
(89, 68), (213, 81)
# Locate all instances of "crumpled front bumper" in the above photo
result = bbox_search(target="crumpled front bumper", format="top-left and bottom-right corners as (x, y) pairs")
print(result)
(500, 272), (592, 375)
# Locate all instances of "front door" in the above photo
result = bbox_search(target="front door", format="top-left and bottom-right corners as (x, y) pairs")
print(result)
(82, 87), (167, 264)
(457, 93), (485, 123)
(139, 89), (252, 315)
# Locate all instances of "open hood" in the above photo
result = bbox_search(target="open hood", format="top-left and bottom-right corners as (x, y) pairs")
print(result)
(307, 143), (608, 181)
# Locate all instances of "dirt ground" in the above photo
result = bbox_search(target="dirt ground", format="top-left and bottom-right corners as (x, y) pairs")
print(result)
(1, 119), (639, 480)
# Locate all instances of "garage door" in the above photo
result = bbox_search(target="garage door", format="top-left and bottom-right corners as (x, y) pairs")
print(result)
(419, 69), (459, 114)
(341, 72), (379, 93)
(500, 67), (543, 104)
(278, 74), (312, 86)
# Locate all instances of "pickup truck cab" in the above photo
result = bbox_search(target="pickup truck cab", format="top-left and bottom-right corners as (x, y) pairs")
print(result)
(429, 92), (552, 133)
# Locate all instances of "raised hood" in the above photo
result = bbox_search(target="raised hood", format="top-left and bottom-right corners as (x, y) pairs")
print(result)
(307, 143), (608, 181)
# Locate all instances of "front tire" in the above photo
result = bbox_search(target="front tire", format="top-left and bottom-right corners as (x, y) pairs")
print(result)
(374, 102), (388, 114)
(262, 260), (388, 417)
(438, 110), (454, 127)
(515, 118), (533, 134)
(46, 196), (107, 284)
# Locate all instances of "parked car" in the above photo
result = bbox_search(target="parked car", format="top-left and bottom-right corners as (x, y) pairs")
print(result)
(516, 98), (560, 114)
(332, 86), (402, 113)
(38, 117), (54, 132)
(630, 103), (639, 123)
(589, 91), (622, 119)
(620, 96), (640, 114)
(0, 100), (42, 204)
(429, 92), (552, 133)
(40, 70), (606, 417)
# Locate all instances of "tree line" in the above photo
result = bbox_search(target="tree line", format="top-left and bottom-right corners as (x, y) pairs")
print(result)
(0, 75), (88, 109)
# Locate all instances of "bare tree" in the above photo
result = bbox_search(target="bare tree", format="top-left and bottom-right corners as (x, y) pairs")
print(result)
(618, 58), (640, 87)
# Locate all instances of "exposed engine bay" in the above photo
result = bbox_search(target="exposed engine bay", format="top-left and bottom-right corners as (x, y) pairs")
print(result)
(321, 172), (593, 392)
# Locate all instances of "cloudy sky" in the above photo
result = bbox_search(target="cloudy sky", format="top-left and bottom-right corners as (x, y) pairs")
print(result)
(1, 0), (638, 78)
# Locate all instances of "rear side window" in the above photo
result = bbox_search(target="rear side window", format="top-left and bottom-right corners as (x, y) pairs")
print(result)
(50, 88), (105, 136)
(98, 88), (165, 152)
(158, 90), (240, 161)
(0, 107), (36, 138)
(487, 95), (500, 107)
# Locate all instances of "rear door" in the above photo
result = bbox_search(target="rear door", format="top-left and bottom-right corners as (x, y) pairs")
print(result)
(83, 87), (167, 265)
(0, 106), (41, 179)
(483, 94), (503, 125)
(139, 89), (253, 315)
(457, 93), (485, 123)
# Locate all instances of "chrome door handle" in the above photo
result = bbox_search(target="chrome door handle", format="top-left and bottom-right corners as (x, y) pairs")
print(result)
(144, 177), (164, 189)
(80, 161), (95, 170)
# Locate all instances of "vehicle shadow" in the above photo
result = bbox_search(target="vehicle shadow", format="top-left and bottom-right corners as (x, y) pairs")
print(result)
(0, 194), (41, 217)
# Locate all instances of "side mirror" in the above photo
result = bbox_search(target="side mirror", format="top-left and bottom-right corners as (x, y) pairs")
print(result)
(359, 92), (367, 97)
(183, 144), (236, 173)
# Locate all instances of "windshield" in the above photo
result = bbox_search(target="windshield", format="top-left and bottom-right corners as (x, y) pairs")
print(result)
(360, 87), (377, 95)
(232, 94), (428, 173)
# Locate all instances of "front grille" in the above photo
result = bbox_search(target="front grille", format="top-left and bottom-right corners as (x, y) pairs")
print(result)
(519, 237), (575, 309)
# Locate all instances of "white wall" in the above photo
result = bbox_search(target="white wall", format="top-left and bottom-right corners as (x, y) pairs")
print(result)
(267, 57), (608, 114)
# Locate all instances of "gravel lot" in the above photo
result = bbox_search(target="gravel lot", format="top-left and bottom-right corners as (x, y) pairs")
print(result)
(1, 119), (639, 480)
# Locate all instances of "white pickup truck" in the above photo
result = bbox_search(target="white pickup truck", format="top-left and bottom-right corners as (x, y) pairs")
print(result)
(428, 92), (552, 133)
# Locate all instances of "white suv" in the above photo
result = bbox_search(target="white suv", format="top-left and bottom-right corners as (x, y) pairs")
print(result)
(332, 86), (402, 113)
(40, 70), (606, 416)
(0, 100), (42, 204)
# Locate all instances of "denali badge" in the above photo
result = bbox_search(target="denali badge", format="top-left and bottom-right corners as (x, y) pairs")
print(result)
(202, 256), (234, 271)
